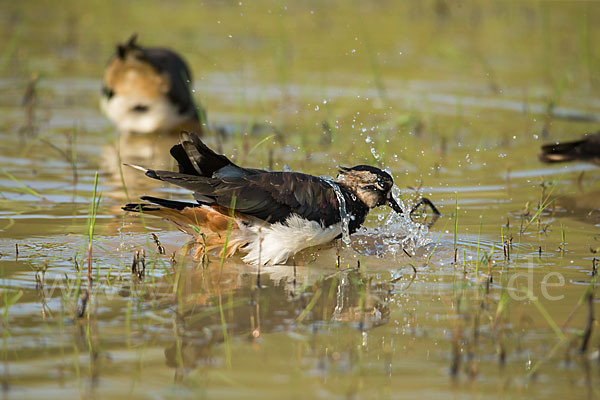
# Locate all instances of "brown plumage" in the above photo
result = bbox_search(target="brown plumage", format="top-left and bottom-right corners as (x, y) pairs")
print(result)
(128, 202), (248, 259)
(538, 132), (600, 165)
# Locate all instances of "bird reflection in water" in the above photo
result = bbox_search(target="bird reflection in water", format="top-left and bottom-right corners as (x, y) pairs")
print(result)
(156, 266), (391, 381)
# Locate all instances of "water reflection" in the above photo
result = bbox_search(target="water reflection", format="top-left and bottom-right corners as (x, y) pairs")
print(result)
(101, 131), (181, 198)
(158, 266), (390, 379)
(553, 191), (600, 225)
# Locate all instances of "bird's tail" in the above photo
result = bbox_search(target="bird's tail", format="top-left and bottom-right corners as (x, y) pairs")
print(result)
(122, 197), (248, 258)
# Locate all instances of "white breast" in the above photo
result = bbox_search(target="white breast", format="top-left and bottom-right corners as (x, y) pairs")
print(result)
(100, 94), (188, 134)
(238, 214), (342, 265)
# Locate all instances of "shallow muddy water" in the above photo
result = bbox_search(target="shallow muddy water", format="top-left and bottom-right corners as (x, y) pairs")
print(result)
(1, 1), (600, 399)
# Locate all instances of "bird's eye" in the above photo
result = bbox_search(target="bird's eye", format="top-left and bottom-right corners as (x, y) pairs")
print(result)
(102, 86), (114, 99)
(131, 104), (149, 113)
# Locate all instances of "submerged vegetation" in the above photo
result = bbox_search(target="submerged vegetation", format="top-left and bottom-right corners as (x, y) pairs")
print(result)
(0, 0), (599, 399)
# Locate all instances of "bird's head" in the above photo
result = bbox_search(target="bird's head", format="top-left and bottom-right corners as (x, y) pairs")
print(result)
(336, 165), (403, 213)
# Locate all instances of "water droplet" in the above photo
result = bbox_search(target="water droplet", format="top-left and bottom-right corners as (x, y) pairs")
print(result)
(370, 147), (380, 160)
(315, 105), (319, 111)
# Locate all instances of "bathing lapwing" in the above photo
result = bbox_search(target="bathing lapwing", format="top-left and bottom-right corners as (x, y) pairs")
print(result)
(123, 132), (439, 265)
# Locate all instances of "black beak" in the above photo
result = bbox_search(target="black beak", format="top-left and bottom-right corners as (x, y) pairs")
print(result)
(388, 196), (404, 214)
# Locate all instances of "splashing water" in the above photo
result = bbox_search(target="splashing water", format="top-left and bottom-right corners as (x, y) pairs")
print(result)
(358, 187), (432, 256)
(365, 136), (382, 161)
(382, 194), (432, 255)
(364, 130), (430, 255)
(321, 176), (431, 253)
(320, 176), (352, 245)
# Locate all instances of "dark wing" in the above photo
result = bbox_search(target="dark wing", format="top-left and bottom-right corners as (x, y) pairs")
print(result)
(145, 169), (340, 225)
(125, 196), (198, 211)
(169, 132), (263, 178)
(222, 172), (341, 225)
(539, 132), (600, 163)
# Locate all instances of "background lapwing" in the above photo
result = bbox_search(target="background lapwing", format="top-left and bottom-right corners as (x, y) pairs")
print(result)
(538, 131), (600, 165)
(101, 34), (206, 136)
(123, 132), (438, 265)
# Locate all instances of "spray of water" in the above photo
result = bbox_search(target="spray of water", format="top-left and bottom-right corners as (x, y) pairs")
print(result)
(321, 175), (431, 254)
(383, 191), (432, 254)
(359, 186), (432, 257)
(320, 176), (352, 245)
(366, 136), (432, 255)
